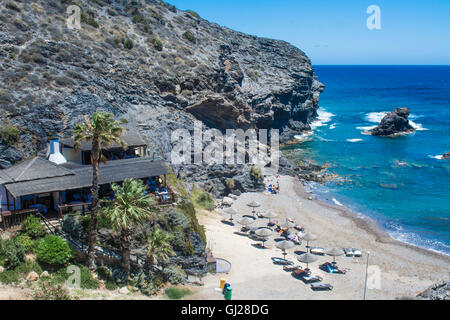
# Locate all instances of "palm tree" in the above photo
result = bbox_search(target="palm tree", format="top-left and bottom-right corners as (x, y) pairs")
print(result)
(144, 226), (175, 274)
(102, 179), (155, 277)
(73, 112), (127, 269)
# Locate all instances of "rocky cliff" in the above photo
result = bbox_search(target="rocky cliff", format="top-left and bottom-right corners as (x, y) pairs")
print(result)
(0, 0), (324, 192)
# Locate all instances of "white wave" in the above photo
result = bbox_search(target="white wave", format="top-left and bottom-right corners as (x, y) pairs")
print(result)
(365, 112), (428, 131)
(329, 123), (337, 130)
(409, 120), (429, 131)
(294, 131), (313, 141)
(347, 139), (363, 143)
(366, 111), (388, 123)
(387, 222), (450, 256)
(429, 154), (444, 160)
(332, 198), (344, 206)
(356, 125), (376, 131)
(311, 109), (336, 130)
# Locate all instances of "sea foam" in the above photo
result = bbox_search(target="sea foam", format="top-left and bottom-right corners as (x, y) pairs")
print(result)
(364, 112), (428, 131)
(347, 139), (363, 143)
(311, 109), (335, 130)
(429, 154), (444, 160)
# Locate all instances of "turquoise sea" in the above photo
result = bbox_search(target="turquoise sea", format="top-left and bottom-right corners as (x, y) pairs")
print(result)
(295, 66), (450, 255)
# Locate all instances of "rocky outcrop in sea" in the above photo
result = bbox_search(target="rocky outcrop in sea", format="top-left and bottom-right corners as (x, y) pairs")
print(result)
(368, 108), (415, 136)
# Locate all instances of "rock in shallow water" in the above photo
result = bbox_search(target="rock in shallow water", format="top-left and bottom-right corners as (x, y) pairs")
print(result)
(368, 108), (415, 136)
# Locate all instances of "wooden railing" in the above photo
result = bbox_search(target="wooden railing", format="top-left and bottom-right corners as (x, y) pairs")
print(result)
(58, 202), (92, 218)
(1, 208), (38, 229)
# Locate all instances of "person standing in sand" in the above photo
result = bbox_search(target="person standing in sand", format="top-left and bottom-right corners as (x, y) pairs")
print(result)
(274, 176), (280, 194)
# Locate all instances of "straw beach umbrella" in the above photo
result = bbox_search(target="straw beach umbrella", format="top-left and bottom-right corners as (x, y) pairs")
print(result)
(297, 252), (318, 271)
(255, 228), (273, 248)
(262, 211), (277, 223)
(302, 233), (318, 252)
(247, 201), (261, 216)
(276, 240), (295, 260)
(238, 217), (255, 230)
(326, 248), (344, 264)
(223, 208), (238, 222)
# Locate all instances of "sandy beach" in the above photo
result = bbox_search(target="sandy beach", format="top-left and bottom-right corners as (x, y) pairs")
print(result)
(189, 175), (449, 300)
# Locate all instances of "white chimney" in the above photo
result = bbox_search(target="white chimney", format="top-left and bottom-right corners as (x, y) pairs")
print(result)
(48, 139), (67, 165)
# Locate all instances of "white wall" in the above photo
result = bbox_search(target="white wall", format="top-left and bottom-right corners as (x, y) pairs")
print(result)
(62, 147), (82, 163)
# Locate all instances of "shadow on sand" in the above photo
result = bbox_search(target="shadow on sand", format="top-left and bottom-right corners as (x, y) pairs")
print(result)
(221, 220), (235, 226)
(251, 243), (271, 250)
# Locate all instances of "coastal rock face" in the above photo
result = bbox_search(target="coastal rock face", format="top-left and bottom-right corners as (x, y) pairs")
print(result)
(0, 0), (324, 174)
(417, 281), (450, 300)
(368, 108), (415, 136)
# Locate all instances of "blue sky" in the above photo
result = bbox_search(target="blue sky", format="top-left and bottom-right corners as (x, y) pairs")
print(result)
(168, 0), (450, 65)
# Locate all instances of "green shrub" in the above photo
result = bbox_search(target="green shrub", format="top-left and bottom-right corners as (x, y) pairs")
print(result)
(15, 234), (36, 253)
(250, 166), (261, 180)
(123, 38), (134, 50)
(0, 269), (20, 284)
(52, 264), (99, 289)
(97, 266), (118, 290)
(105, 281), (118, 290)
(14, 260), (42, 276)
(165, 208), (190, 229)
(226, 178), (235, 190)
(132, 12), (153, 34)
(32, 281), (71, 300)
(163, 265), (186, 285)
(79, 265), (100, 289)
(177, 200), (206, 242)
(195, 192), (215, 211)
(151, 10), (165, 23)
(20, 216), (46, 239)
(182, 31), (196, 43)
(181, 240), (194, 256)
(140, 24), (153, 34)
(165, 287), (191, 300)
(113, 36), (122, 46)
(61, 214), (83, 240)
(36, 235), (73, 268)
(0, 125), (20, 146)
(149, 38), (163, 51)
(132, 14), (146, 24)
(132, 271), (163, 296)
(81, 10), (99, 28)
(80, 213), (111, 233)
(185, 10), (200, 19)
(2, 240), (25, 270)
